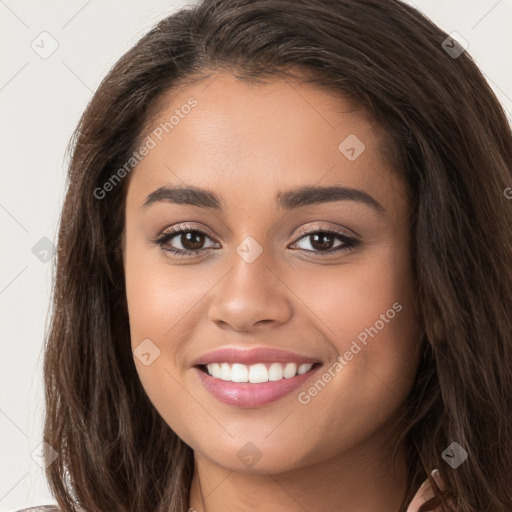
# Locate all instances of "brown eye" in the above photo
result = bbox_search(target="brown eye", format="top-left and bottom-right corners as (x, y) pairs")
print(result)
(179, 231), (206, 251)
(155, 226), (218, 256)
(308, 232), (336, 251)
(290, 229), (359, 256)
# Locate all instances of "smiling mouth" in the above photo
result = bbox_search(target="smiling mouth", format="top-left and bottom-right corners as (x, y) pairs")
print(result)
(197, 362), (322, 383)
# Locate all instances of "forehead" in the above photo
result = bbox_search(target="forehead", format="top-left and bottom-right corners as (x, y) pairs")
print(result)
(126, 71), (405, 213)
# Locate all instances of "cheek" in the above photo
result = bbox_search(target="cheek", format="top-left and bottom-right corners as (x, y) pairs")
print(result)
(124, 235), (207, 343)
(123, 237), (210, 446)
(290, 242), (421, 404)
(293, 243), (418, 347)
(123, 231), (228, 416)
(292, 243), (420, 430)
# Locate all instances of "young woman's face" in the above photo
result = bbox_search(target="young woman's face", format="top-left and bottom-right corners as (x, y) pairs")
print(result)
(122, 71), (422, 474)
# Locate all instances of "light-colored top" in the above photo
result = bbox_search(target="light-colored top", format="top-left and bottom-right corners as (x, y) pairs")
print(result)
(14, 507), (60, 512)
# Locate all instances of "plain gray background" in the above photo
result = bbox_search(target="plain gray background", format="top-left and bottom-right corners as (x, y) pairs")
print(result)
(1, 1), (511, 510)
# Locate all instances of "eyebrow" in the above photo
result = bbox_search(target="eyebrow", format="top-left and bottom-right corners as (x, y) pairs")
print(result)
(142, 184), (385, 213)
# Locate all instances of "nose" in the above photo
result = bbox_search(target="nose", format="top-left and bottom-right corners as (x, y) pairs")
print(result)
(207, 245), (294, 333)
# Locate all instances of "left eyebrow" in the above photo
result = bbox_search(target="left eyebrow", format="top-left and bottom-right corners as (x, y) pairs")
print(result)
(141, 184), (385, 214)
(276, 185), (385, 213)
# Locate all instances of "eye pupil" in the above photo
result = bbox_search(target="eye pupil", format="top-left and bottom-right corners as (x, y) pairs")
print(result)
(311, 233), (334, 250)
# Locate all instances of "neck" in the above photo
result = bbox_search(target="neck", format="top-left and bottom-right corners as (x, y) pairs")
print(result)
(188, 431), (410, 512)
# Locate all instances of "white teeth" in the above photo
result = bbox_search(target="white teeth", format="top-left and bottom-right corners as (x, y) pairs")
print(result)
(204, 362), (314, 382)
(297, 363), (312, 375)
(220, 362), (231, 381)
(231, 363), (249, 382)
(268, 362), (283, 381)
(283, 362), (297, 378)
(249, 363), (268, 383)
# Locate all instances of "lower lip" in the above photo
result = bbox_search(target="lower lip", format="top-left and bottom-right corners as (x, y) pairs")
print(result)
(194, 365), (322, 408)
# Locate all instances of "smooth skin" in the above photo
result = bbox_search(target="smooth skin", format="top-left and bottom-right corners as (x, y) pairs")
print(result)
(122, 71), (423, 512)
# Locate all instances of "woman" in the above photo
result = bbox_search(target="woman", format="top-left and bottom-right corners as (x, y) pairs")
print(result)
(21, 0), (512, 511)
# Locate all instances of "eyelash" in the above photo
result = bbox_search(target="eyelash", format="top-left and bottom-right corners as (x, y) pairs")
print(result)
(153, 223), (360, 258)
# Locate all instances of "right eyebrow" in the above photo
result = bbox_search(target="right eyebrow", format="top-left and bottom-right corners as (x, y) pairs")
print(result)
(142, 185), (222, 210)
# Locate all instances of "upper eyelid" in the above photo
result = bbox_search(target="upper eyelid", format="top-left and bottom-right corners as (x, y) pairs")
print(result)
(293, 223), (358, 239)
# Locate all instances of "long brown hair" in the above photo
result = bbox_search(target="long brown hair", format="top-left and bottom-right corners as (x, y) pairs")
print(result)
(43, 1), (512, 511)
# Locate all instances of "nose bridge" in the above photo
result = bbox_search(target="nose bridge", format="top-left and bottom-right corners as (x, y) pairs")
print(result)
(208, 235), (293, 331)
(232, 234), (271, 294)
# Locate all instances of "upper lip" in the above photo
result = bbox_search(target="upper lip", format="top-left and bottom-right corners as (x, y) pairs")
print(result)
(191, 347), (321, 367)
